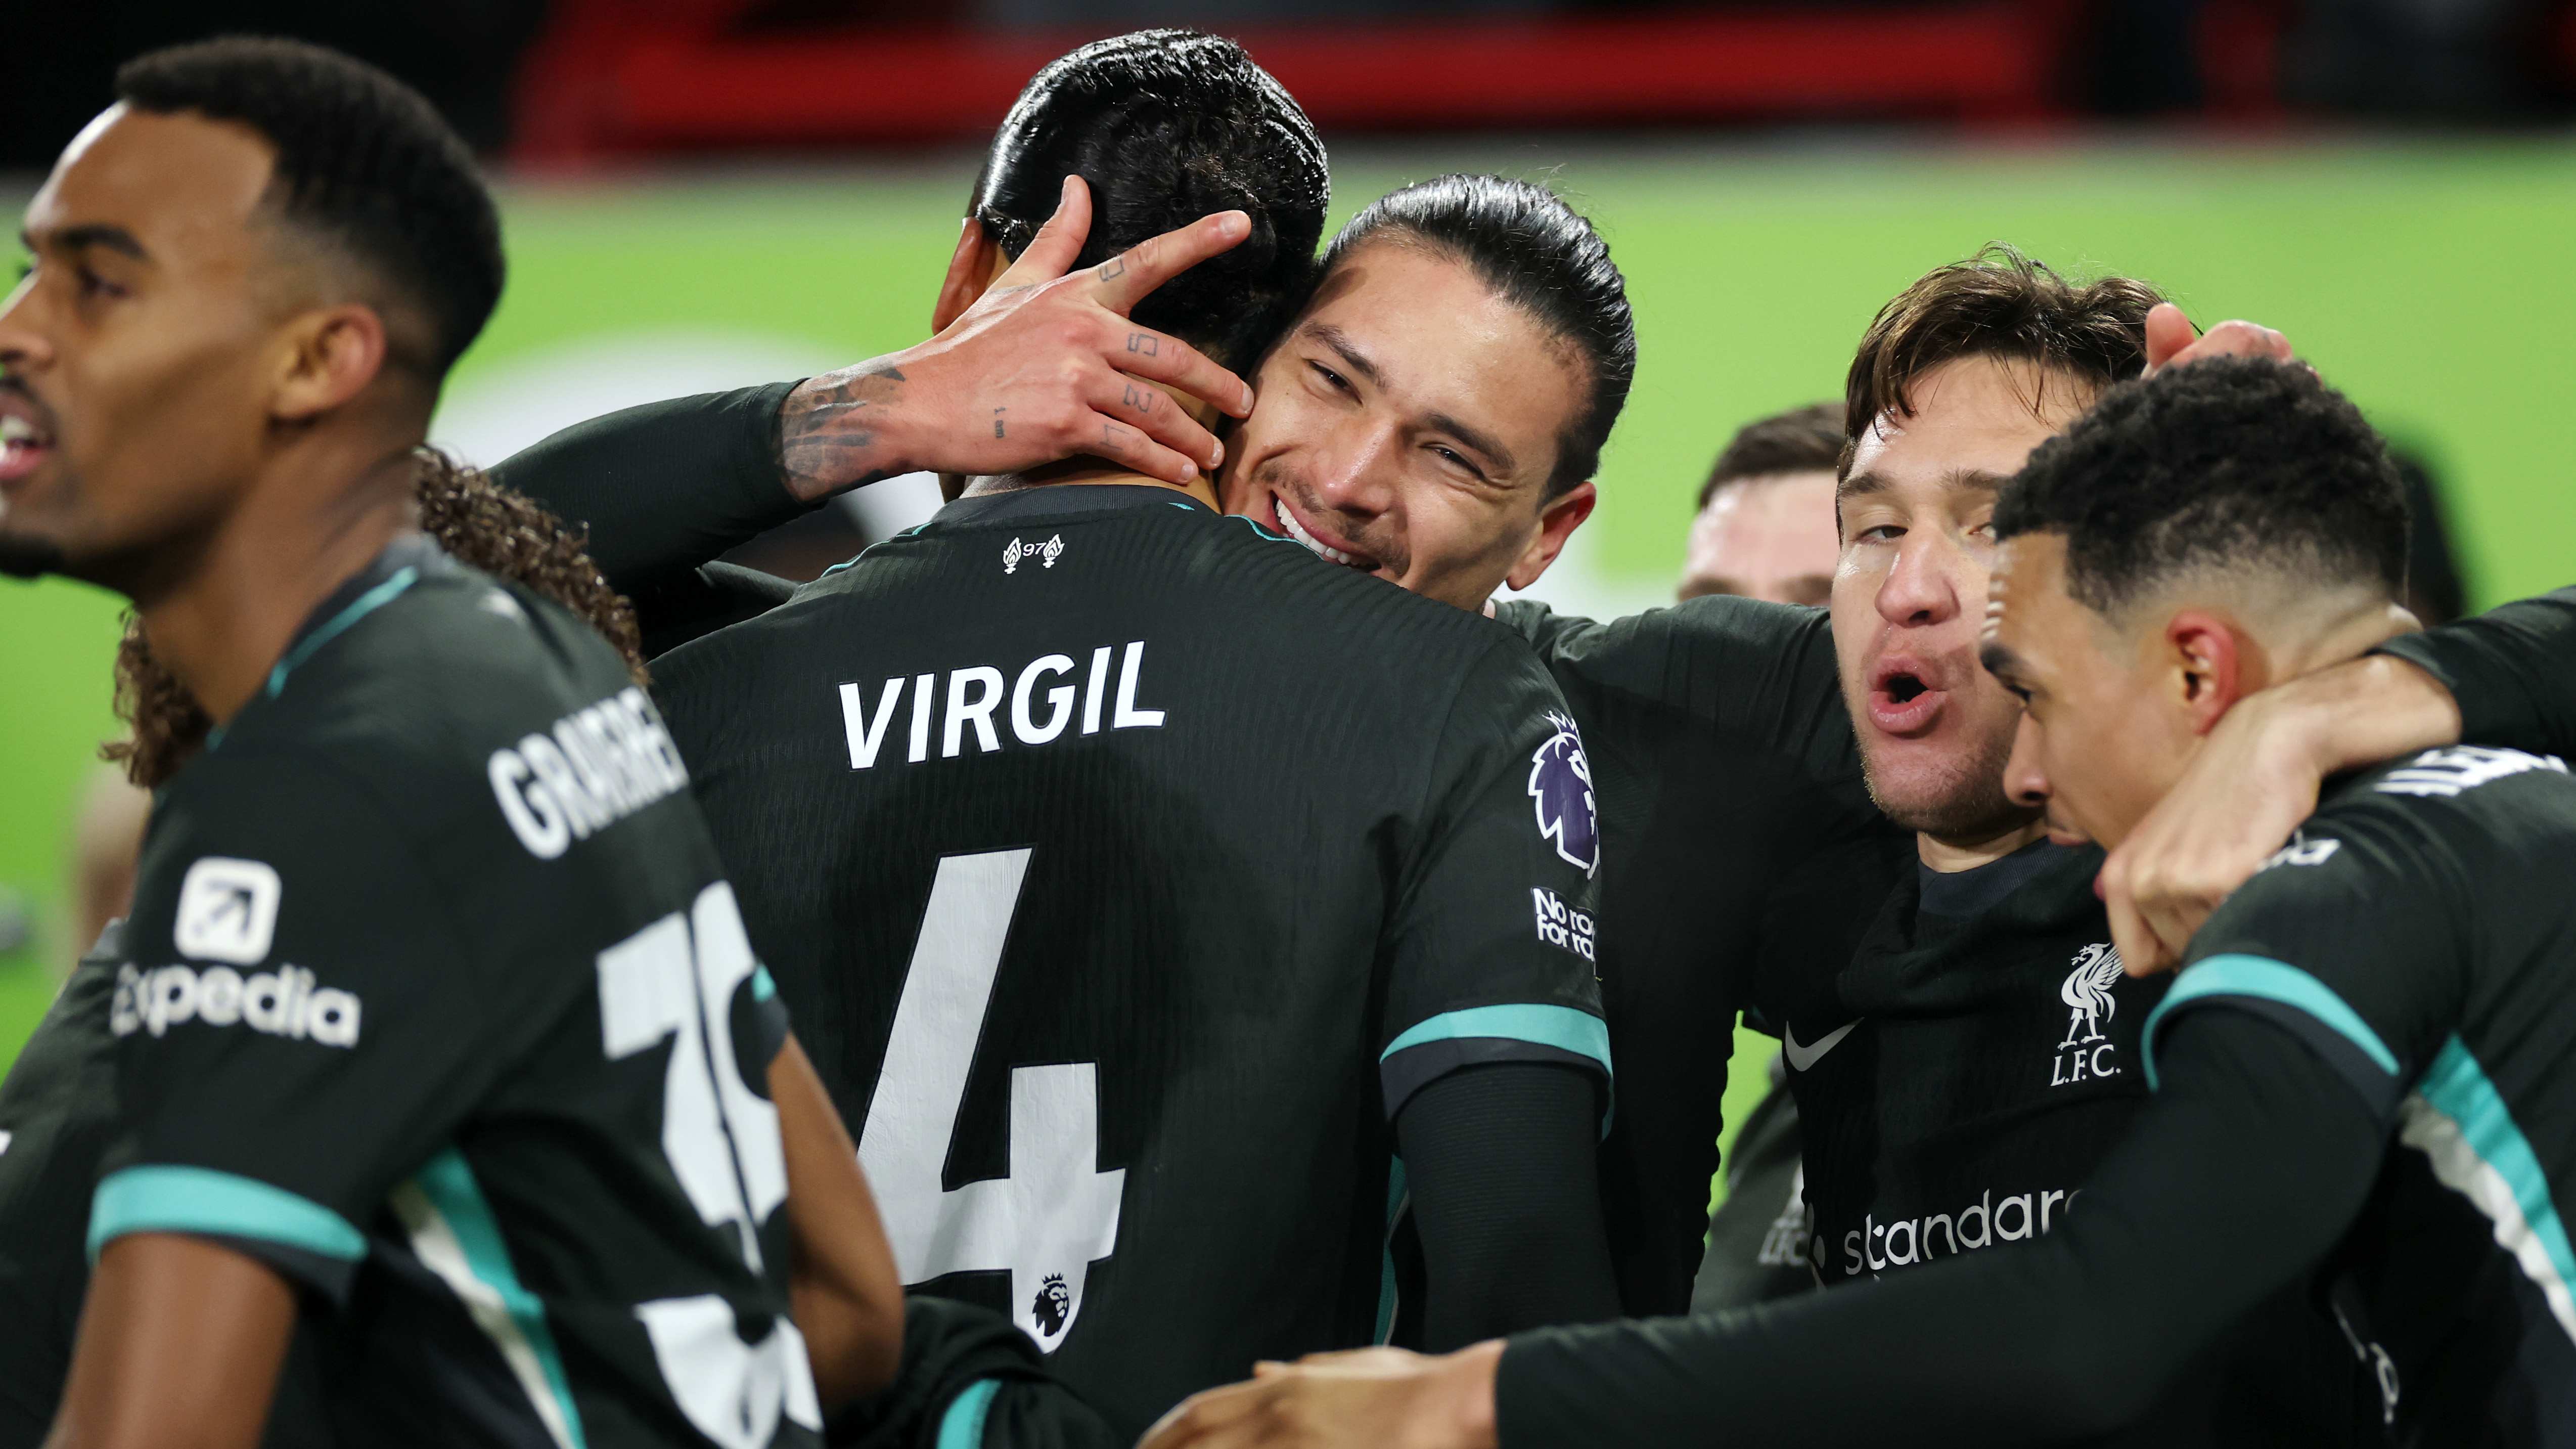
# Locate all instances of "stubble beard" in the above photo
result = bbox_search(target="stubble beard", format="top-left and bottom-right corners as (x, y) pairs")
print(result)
(1858, 712), (2035, 844)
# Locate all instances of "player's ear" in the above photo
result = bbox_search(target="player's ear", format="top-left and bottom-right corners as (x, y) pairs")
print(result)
(1505, 480), (1598, 592)
(2165, 609), (2244, 736)
(932, 218), (1003, 334)
(270, 303), (389, 423)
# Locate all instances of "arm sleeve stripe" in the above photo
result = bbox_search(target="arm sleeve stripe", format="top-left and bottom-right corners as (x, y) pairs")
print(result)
(392, 1147), (589, 1449)
(936, 1379), (1002, 1449)
(1382, 1004), (1612, 1077)
(751, 963), (779, 1001)
(2143, 953), (2399, 1091)
(2405, 1036), (2576, 1346)
(88, 1165), (365, 1264)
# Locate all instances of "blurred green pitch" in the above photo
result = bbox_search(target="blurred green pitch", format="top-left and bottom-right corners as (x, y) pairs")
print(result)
(7, 139), (2574, 1190)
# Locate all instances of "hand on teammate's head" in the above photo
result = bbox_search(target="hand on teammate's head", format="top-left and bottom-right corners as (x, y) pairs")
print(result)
(782, 177), (1259, 501)
(2140, 302), (2294, 378)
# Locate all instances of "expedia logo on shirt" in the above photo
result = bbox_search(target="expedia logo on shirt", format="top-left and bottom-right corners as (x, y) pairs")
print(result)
(110, 962), (361, 1048)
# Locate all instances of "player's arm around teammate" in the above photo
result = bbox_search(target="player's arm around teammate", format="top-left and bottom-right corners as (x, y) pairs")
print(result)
(2100, 583), (2576, 972)
(494, 177), (1257, 613)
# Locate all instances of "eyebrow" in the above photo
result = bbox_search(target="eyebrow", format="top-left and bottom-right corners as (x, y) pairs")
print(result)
(23, 224), (150, 261)
(1836, 466), (2010, 505)
(1304, 323), (1385, 389)
(1304, 322), (1520, 478)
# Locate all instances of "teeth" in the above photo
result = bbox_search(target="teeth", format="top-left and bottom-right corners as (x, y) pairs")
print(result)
(0, 416), (31, 445)
(1274, 497), (1359, 567)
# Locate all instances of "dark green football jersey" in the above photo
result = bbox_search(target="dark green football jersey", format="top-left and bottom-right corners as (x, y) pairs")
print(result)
(91, 537), (818, 1449)
(0, 928), (124, 1444)
(2157, 745), (2576, 1442)
(647, 486), (1610, 1439)
(1493, 597), (1909, 1313)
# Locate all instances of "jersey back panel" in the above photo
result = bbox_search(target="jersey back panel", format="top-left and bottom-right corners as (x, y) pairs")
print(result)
(651, 491), (1607, 1435)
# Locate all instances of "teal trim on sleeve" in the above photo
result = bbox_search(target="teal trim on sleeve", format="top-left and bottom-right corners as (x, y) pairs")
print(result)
(267, 565), (419, 697)
(1380, 1004), (1613, 1078)
(751, 963), (778, 1001)
(1374, 1156), (1408, 1346)
(937, 1379), (1002, 1449)
(2144, 953), (2399, 1091)
(414, 1148), (589, 1449)
(2412, 1037), (2576, 1328)
(88, 1165), (365, 1263)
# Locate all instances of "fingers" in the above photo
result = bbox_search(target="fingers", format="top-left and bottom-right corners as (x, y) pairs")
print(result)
(2100, 855), (2175, 978)
(995, 175), (1093, 288)
(1084, 408), (1201, 488)
(1105, 322), (1255, 419)
(1092, 209), (1252, 316)
(2151, 315), (2296, 377)
(1140, 1382), (1266, 1449)
(1093, 370), (1226, 472)
(2140, 302), (2199, 376)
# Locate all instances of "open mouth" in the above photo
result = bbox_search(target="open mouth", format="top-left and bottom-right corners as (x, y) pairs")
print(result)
(1866, 657), (1950, 737)
(1271, 492), (1378, 572)
(0, 392), (55, 488)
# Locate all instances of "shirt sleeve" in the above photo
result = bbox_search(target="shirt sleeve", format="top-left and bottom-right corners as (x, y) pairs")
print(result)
(490, 382), (808, 593)
(1491, 595), (1854, 783)
(1377, 640), (1611, 1121)
(2372, 587), (2576, 759)
(2149, 791), (2475, 1121)
(1496, 1008), (2385, 1447)
(91, 754), (577, 1302)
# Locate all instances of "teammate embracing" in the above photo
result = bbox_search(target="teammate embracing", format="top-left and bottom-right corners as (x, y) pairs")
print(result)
(0, 39), (897, 1446)
(1146, 356), (2576, 1449)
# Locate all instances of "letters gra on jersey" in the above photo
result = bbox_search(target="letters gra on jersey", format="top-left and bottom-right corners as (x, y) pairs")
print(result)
(838, 640), (1166, 770)
(488, 686), (693, 860)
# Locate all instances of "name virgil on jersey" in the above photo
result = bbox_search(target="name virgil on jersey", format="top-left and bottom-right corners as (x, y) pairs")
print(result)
(836, 639), (1166, 770)
(487, 685), (693, 859)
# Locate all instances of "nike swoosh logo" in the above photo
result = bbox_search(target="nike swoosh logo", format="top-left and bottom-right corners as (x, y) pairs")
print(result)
(1781, 1019), (1860, 1072)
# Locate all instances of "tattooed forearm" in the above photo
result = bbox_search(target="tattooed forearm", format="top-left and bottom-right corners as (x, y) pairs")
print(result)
(778, 364), (908, 502)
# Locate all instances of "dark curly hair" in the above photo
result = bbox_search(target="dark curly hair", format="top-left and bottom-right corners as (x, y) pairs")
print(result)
(973, 29), (1327, 370)
(1328, 175), (1635, 499)
(117, 36), (503, 376)
(1843, 245), (2167, 477)
(103, 452), (643, 789)
(1994, 356), (2407, 618)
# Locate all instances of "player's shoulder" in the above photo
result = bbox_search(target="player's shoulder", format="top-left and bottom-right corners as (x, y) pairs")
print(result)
(179, 545), (665, 834)
(2317, 744), (2576, 858)
(2218, 745), (2576, 926)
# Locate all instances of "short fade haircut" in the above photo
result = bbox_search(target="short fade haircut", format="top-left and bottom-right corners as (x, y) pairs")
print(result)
(973, 29), (1327, 370)
(1842, 245), (2166, 477)
(1995, 357), (2407, 618)
(1698, 402), (1841, 510)
(1327, 175), (1634, 500)
(115, 37), (503, 378)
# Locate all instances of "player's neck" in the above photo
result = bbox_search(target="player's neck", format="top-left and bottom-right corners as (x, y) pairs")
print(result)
(1916, 815), (2050, 873)
(136, 440), (422, 727)
(965, 459), (1220, 511)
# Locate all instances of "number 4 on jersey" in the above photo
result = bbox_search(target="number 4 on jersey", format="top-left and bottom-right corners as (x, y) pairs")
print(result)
(858, 848), (1124, 1352)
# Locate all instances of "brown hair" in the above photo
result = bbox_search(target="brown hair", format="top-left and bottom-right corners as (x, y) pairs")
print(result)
(103, 450), (645, 789)
(1841, 244), (2169, 477)
(1697, 401), (1843, 510)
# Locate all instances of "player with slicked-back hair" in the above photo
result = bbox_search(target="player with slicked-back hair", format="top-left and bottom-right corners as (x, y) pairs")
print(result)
(0, 36), (915, 1449)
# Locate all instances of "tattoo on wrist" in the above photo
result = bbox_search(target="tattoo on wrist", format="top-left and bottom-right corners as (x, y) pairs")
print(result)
(781, 364), (907, 497)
